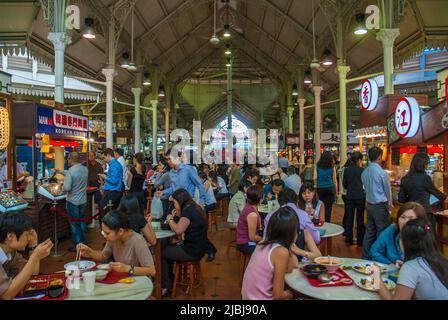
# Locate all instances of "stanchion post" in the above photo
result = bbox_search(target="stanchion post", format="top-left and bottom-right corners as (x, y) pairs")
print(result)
(50, 200), (65, 257)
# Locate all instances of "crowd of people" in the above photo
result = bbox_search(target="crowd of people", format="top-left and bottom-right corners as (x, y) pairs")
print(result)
(0, 147), (447, 300)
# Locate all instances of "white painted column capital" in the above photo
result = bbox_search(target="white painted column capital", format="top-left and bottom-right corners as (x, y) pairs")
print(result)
(298, 98), (306, 108)
(312, 86), (323, 96)
(131, 87), (142, 97)
(376, 29), (400, 47)
(48, 32), (72, 49)
(48, 32), (71, 104)
(102, 68), (117, 81)
(337, 65), (351, 78)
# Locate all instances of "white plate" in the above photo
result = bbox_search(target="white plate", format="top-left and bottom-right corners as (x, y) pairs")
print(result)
(351, 262), (388, 275)
(355, 277), (396, 291)
(64, 260), (96, 273)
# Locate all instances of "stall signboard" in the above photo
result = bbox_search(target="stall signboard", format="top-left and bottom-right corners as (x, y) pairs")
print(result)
(285, 134), (300, 145)
(37, 105), (88, 139)
(360, 79), (379, 111)
(321, 132), (359, 145)
(394, 97), (421, 138)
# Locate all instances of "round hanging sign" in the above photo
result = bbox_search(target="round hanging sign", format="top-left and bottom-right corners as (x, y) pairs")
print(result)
(359, 79), (379, 111)
(394, 97), (421, 138)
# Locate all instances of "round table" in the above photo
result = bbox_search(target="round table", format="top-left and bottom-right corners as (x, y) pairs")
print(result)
(153, 227), (176, 299)
(317, 223), (344, 255)
(68, 276), (153, 300)
(285, 258), (397, 300)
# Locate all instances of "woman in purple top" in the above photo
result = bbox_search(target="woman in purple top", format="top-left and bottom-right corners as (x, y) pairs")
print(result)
(242, 207), (299, 300)
(237, 185), (264, 255)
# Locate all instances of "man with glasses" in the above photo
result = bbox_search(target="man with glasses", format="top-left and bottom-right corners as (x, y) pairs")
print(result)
(98, 148), (124, 218)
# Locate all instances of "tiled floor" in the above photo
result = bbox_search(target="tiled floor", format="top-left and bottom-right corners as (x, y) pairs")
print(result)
(40, 203), (362, 300)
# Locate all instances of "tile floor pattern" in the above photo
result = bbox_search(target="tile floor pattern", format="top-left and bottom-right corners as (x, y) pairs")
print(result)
(40, 204), (362, 300)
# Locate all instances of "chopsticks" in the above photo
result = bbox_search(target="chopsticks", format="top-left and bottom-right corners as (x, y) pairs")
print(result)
(75, 248), (81, 269)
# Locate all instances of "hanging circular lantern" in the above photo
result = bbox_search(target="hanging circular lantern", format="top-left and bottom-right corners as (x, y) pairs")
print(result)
(0, 107), (10, 150)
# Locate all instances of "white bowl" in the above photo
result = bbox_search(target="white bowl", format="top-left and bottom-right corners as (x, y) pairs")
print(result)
(95, 269), (109, 280)
(314, 256), (344, 272)
(96, 264), (110, 271)
(64, 260), (96, 274)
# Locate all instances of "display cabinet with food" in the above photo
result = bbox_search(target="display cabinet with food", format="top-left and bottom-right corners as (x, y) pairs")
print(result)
(0, 190), (29, 212)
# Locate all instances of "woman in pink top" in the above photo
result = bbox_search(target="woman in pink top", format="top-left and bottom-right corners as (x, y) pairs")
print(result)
(242, 207), (299, 300)
(237, 185), (264, 255)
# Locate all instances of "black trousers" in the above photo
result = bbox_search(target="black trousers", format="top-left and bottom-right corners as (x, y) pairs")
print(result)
(162, 244), (202, 290)
(362, 202), (391, 259)
(342, 195), (348, 235)
(237, 243), (256, 255)
(345, 198), (366, 245)
(317, 188), (335, 222)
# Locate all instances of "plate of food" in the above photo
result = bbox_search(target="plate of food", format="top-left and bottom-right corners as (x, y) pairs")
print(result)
(352, 262), (388, 275)
(355, 277), (396, 292)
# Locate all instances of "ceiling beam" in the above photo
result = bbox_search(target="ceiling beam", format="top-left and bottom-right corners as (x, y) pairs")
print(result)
(269, 0), (294, 57)
(172, 50), (217, 84)
(166, 43), (214, 80)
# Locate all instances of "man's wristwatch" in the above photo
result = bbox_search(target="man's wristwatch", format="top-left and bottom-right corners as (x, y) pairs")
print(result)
(128, 264), (135, 276)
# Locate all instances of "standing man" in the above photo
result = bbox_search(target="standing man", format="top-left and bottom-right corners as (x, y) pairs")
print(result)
(284, 165), (302, 196)
(88, 151), (103, 207)
(228, 164), (241, 196)
(114, 148), (129, 191)
(278, 154), (289, 174)
(56, 152), (88, 251)
(98, 148), (123, 215)
(361, 147), (392, 259)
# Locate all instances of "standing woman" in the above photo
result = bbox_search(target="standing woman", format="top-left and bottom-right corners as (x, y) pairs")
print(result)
(127, 153), (147, 216)
(314, 151), (338, 222)
(398, 152), (446, 228)
(162, 189), (209, 295)
(300, 156), (315, 186)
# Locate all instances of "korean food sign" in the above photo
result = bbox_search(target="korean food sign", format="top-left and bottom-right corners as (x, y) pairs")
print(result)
(37, 105), (88, 139)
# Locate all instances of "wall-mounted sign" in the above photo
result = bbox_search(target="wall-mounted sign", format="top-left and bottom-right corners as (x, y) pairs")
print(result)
(37, 105), (88, 139)
(360, 79), (379, 111)
(0, 107), (10, 150)
(394, 97), (421, 138)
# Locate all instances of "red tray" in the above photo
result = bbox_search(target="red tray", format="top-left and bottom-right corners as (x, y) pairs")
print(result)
(301, 267), (354, 287)
(17, 273), (69, 300)
(96, 270), (129, 284)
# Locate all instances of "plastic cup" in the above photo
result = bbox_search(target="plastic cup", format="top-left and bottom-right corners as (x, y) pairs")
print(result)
(83, 271), (96, 294)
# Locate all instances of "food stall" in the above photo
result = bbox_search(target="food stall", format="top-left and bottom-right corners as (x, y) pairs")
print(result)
(11, 102), (90, 243)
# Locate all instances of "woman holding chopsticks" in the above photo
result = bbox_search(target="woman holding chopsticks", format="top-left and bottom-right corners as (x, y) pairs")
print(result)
(77, 210), (155, 277)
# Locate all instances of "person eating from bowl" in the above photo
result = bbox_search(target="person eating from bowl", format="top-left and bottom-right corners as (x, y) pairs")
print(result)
(0, 212), (54, 300)
(77, 210), (155, 278)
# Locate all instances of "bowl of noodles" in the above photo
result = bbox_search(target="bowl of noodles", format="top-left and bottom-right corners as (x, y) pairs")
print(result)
(314, 256), (344, 272)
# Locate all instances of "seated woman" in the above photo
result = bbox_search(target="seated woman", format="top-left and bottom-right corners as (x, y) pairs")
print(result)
(227, 180), (252, 228)
(297, 182), (325, 223)
(77, 210), (155, 277)
(0, 212), (53, 300)
(162, 188), (209, 294)
(209, 171), (229, 200)
(370, 202), (428, 267)
(372, 219), (448, 300)
(237, 185), (264, 255)
(117, 194), (157, 246)
(242, 207), (299, 300)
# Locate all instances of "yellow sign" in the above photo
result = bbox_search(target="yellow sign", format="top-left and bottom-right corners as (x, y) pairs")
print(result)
(41, 134), (50, 153)
(40, 100), (56, 107)
(0, 107), (10, 150)
(82, 139), (88, 153)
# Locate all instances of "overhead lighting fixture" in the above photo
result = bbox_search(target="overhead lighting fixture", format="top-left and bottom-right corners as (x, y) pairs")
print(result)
(143, 72), (151, 86)
(226, 57), (232, 67)
(82, 17), (96, 39)
(272, 102), (280, 108)
(321, 49), (334, 66)
(223, 24), (231, 38)
(127, 62), (137, 72)
(304, 71), (312, 84)
(353, 13), (367, 35)
(121, 52), (130, 69)
(158, 85), (165, 97)
(225, 44), (232, 55)
(292, 84), (299, 96)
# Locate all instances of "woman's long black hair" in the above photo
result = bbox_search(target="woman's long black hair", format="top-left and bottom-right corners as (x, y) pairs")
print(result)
(405, 152), (429, 177)
(401, 219), (448, 288)
(260, 206), (298, 249)
(171, 188), (206, 220)
(117, 194), (141, 216)
(317, 151), (334, 169)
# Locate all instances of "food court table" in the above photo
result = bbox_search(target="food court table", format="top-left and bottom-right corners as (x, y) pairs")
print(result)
(317, 223), (344, 256)
(153, 228), (176, 299)
(68, 276), (153, 300)
(285, 258), (396, 300)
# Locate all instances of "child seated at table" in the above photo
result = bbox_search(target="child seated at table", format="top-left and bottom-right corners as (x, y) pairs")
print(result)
(117, 194), (157, 246)
(297, 182), (325, 224)
(372, 219), (448, 300)
(241, 207), (299, 300)
(77, 210), (155, 277)
(0, 212), (53, 300)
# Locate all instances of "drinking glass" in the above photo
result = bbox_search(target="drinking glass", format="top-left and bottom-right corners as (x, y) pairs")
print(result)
(83, 271), (96, 295)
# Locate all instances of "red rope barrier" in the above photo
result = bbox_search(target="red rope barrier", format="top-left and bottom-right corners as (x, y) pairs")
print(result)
(49, 206), (101, 223)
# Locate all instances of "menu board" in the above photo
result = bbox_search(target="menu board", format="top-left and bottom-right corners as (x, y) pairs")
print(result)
(391, 148), (400, 165)
(387, 115), (401, 145)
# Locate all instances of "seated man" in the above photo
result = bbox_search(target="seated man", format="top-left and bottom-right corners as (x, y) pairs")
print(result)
(0, 212), (53, 300)
(262, 179), (285, 205)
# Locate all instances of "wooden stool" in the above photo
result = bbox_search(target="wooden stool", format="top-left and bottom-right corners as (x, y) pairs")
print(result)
(208, 209), (218, 232)
(218, 197), (229, 219)
(226, 226), (237, 255)
(172, 260), (205, 298)
(239, 251), (251, 288)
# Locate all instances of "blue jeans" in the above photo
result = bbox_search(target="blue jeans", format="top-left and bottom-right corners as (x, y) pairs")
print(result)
(66, 202), (87, 246)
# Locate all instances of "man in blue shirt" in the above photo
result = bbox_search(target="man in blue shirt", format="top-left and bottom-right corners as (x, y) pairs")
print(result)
(361, 147), (392, 259)
(156, 148), (206, 207)
(284, 165), (302, 196)
(98, 148), (123, 217)
(278, 155), (289, 173)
